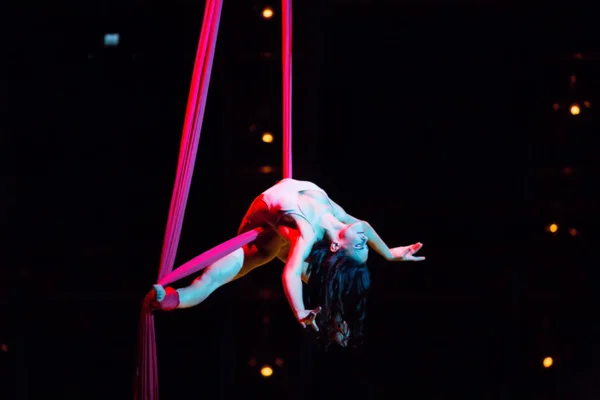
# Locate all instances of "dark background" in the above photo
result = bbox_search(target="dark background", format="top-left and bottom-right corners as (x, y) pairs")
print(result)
(4, 1), (600, 399)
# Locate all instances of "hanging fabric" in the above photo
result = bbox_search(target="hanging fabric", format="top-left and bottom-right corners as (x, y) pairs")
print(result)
(282, 0), (293, 178)
(134, 1), (294, 398)
(134, 0), (223, 398)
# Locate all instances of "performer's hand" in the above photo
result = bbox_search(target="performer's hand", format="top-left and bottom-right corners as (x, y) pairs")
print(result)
(390, 243), (425, 262)
(296, 307), (322, 331)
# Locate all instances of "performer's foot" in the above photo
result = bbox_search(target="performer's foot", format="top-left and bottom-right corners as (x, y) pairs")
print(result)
(153, 284), (166, 302)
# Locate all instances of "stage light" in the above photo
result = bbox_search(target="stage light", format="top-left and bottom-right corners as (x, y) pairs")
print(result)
(584, 100), (591, 108)
(260, 365), (273, 377)
(546, 223), (558, 233)
(570, 104), (580, 115)
(552, 103), (560, 111)
(569, 228), (578, 237)
(104, 33), (120, 47)
(262, 7), (274, 19)
(543, 356), (553, 368)
(262, 132), (274, 143)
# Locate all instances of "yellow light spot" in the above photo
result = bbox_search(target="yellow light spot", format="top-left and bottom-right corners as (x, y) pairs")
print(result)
(262, 7), (274, 19)
(570, 104), (580, 115)
(262, 132), (274, 143)
(543, 356), (553, 368)
(260, 365), (273, 377)
(548, 223), (558, 233)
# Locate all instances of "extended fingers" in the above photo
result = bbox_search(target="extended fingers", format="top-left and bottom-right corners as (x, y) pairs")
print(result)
(312, 320), (319, 332)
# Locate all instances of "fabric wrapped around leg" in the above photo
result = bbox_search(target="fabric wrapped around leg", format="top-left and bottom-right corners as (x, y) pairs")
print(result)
(150, 287), (180, 311)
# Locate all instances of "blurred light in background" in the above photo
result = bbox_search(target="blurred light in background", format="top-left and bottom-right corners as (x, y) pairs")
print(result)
(262, 132), (274, 143)
(104, 33), (120, 47)
(570, 104), (580, 115)
(259, 165), (274, 174)
(543, 356), (554, 368)
(262, 7), (274, 19)
(260, 365), (273, 377)
(546, 223), (558, 234)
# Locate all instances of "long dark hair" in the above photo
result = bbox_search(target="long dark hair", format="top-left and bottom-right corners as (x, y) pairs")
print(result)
(306, 239), (371, 348)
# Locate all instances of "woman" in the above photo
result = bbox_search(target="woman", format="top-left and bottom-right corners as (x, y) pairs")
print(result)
(152, 178), (425, 347)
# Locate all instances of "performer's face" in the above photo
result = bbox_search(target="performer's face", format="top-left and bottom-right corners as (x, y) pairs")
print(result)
(334, 221), (369, 263)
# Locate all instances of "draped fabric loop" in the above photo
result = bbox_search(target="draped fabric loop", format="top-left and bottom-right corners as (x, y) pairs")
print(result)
(134, 1), (293, 399)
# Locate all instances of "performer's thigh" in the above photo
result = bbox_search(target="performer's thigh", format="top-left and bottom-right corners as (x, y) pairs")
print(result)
(234, 228), (284, 279)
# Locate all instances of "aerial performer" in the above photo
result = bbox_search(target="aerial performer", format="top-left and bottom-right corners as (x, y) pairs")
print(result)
(135, 0), (424, 397)
(152, 178), (425, 347)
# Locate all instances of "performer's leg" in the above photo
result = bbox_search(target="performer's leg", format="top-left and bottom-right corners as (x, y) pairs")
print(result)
(154, 197), (283, 310)
(155, 228), (283, 309)
(175, 247), (246, 308)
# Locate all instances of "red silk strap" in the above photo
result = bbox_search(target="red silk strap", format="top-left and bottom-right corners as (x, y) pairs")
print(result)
(282, 0), (293, 179)
(134, 0), (222, 398)
(150, 287), (180, 311)
(158, 227), (265, 286)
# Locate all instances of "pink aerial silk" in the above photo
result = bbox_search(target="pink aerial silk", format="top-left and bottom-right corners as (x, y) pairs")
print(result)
(133, 1), (293, 398)
(282, 0), (292, 179)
